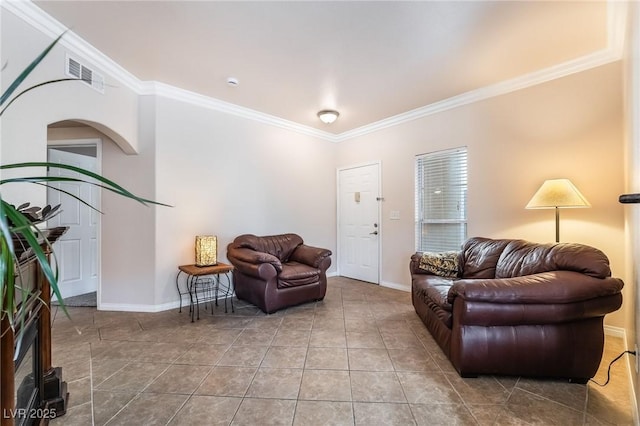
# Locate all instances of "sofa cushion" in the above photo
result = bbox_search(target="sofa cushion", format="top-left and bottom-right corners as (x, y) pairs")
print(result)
(495, 240), (612, 279)
(418, 251), (460, 277)
(459, 237), (511, 279)
(278, 262), (321, 288)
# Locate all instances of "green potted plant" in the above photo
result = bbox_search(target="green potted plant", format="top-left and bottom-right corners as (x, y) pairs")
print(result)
(1, 32), (166, 341)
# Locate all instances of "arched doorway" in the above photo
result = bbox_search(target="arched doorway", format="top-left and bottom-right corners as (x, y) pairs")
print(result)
(46, 119), (129, 308)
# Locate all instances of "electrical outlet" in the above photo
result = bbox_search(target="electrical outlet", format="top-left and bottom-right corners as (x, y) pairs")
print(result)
(636, 344), (639, 374)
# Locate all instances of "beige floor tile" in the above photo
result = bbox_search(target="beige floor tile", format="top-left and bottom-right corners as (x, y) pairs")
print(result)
(91, 390), (138, 425)
(313, 316), (346, 330)
(299, 369), (352, 401)
(445, 373), (512, 405)
(245, 316), (284, 330)
(168, 395), (242, 425)
(348, 348), (394, 371)
(380, 330), (422, 349)
(272, 329), (311, 347)
(50, 402), (93, 426)
(197, 328), (243, 345)
(145, 364), (212, 394)
(95, 362), (170, 392)
(137, 342), (190, 363)
(397, 371), (462, 404)
(217, 345), (268, 367)
(516, 377), (587, 411)
(345, 317), (378, 332)
(293, 400), (354, 426)
(496, 388), (585, 424)
(231, 398), (296, 426)
(195, 366), (257, 397)
(309, 329), (347, 347)
(350, 371), (407, 403)
(175, 343), (230, 365)
(104, 392), (188, 425)
(305, 347), (349, 370)
(387, 347), (439, 372)
(353, 402), (415, 425)
(245, 368), (303, 399)
(280, 315), (314, 330)
(261, 346), (308, 369)
(66, 377), (92, 408)
(410, 403), (478, 425)
(234, 328), (277, 346)
(466, 404), (506, 426)
(346, 331), (385, 349)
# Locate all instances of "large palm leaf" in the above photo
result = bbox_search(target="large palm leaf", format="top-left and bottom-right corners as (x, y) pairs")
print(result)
(1, 33), (168, 345)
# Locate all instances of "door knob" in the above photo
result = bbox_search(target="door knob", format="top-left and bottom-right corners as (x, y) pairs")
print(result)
(370, 231), (378, 235)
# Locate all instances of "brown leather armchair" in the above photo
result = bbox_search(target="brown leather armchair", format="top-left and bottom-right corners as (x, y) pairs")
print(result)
(227, 233), (332, 313)
(411, 237), (624, 382)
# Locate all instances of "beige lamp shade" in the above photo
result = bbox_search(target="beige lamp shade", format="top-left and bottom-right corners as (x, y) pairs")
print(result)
(195, 235), (217, 266)
(526, 179), (590, 243)
(526, 179), (591, 209)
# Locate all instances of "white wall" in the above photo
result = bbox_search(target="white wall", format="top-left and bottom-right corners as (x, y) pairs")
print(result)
(152, 97), (337, 306)
(99, 96), (158, 309)
(337, 62), (627, 328)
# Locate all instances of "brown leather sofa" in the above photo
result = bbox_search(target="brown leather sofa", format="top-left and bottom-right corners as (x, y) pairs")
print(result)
(227, 233), (332, 313)
(410, 237), (624, 382)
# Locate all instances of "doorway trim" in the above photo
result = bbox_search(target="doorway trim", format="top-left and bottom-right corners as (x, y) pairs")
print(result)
(47, 138), (102, 309)
(336, 161), (382, 284)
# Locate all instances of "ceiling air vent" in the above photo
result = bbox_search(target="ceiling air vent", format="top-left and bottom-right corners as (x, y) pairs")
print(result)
(65, 55), (105, 94)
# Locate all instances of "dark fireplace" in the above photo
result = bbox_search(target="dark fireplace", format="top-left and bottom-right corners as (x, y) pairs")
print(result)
(13, 319), (41, 426)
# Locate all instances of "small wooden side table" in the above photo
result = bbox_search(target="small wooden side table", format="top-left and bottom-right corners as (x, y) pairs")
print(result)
(176, 262), (234, 322)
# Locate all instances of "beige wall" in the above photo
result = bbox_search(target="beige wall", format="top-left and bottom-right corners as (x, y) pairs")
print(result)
(337, 62), (627, 328)
(152, 96), (337, 306)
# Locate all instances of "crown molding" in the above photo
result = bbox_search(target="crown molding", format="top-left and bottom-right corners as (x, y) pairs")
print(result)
(3, 0), (627, 144)
(145, 81), (336, 141)
(335, 48), (621, 142)
(2, 0), (142, 93)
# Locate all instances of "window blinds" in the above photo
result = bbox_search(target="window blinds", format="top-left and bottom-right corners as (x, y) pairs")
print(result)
(415, 147), (468, 252)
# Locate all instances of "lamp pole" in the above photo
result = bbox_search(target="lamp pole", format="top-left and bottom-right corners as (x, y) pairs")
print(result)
(555, 206), (560, 243)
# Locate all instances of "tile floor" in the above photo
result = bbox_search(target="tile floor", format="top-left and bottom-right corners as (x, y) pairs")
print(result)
(48, 277), (635, 425)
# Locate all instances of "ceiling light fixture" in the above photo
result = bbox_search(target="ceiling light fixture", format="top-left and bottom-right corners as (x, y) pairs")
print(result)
(317, 110), (339, 124)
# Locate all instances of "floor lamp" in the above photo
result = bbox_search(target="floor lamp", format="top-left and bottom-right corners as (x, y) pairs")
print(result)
(525, 179), (591, 243)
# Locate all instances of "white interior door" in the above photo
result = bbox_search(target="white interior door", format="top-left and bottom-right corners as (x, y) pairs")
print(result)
(47, 148), (99, 299)
(338, 163), (381, 284)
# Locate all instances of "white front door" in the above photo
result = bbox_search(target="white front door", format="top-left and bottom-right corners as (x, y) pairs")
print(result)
(338, 163), (381, 284)
(47, 148), (99, 299)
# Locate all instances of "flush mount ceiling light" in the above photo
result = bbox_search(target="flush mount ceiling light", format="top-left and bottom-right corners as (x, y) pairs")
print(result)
(317, 110), (339, 124)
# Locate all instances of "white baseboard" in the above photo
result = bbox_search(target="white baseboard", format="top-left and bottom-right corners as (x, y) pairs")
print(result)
(98, 300), (181, 312)
(380, 281), (410, 292)
(604, 325), (627, 339)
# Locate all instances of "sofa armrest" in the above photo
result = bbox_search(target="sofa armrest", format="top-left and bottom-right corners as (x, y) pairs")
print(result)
(410, 252), (431, 275)
(448, 270), (624, 305)
(228, 247), (282, 272)
(289, 244), (332, 269)
(230, 258), (278, 281)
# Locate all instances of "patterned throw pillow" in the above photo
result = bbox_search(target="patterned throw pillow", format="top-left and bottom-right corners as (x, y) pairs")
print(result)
(418, 251), (460, 278)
